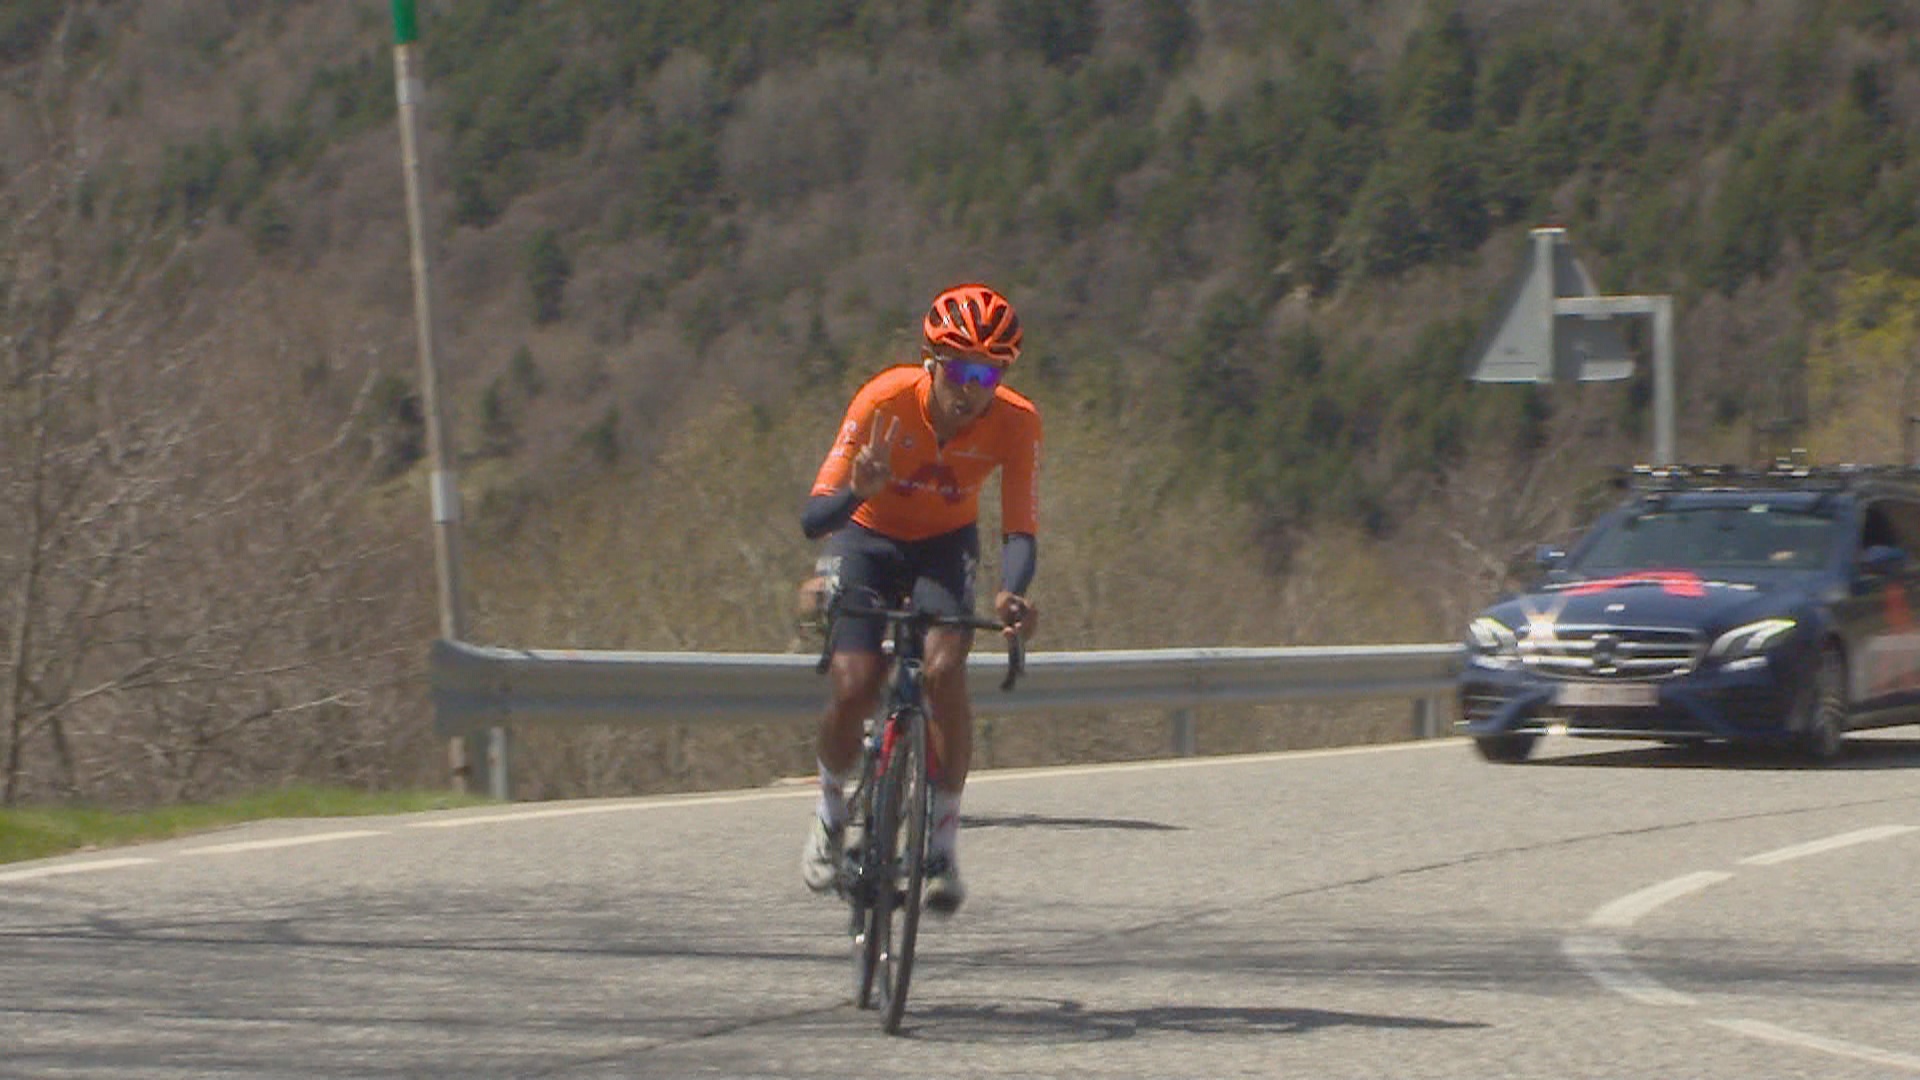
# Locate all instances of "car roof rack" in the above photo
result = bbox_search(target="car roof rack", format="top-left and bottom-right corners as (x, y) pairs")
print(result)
(1618, 461), (1920, 494)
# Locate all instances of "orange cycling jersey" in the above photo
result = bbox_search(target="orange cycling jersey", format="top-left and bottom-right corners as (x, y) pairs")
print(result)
(812, 365), (1041, 542)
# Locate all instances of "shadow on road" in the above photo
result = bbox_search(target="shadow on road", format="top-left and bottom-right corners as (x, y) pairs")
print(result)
(961, 812), (1184, 832)
(1528, 734), (1920, 771)
(903, 996), (1487, 1044)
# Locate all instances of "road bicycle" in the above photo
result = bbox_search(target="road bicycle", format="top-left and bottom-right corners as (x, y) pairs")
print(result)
(813, 591), (1024, 1034)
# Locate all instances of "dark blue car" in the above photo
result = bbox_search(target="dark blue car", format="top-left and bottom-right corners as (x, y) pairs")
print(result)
(1459, 464), (1920, 763)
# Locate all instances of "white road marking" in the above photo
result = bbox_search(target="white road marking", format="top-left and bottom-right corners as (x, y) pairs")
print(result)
(1562, 936), (1695, 1006)
(0, 742), (1464, 866)
(1, 746), (1914, 1075)
(1573, 823), (1919, 1072)
(0, 857), (156, 882)
(407, 793), (785, 828)
(179, 830), (388, 855)
(1738, 824), (1918, 866)
(1709, 1018), (1920, 1074)
(1585, 870), (1732, 929)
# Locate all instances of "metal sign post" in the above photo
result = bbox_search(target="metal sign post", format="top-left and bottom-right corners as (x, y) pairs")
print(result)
(1555, 293), (1675, 464)
(1467, 227), (1676, 463)
(390, 0), (509, 799)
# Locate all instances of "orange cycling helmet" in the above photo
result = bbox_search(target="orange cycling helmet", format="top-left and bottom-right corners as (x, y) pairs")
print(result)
(923, 283), (1022, 363)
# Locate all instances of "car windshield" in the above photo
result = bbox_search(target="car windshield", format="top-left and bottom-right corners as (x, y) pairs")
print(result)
(1571, 503), (1839, 573)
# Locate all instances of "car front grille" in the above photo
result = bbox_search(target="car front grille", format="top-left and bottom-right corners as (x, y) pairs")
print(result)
(1520, 625), (1702, 679)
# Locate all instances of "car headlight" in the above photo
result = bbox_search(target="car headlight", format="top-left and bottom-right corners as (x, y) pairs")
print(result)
(1708, 617), (1798, 659)
(1467, 616), (1520, 667)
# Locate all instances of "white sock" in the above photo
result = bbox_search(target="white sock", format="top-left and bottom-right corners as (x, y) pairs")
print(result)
(931, 789), (962, 858)
(816, 761), (847, 829)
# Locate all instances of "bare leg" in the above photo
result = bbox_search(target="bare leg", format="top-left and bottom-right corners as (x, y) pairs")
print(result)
(818, 651), (886, 774)
(922, 627), (974, 794)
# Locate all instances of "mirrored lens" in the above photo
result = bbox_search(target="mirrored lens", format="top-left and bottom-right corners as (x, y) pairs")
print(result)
(940, 358), (1003, 388)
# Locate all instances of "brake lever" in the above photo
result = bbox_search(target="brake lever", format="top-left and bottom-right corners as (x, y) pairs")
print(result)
(1000, 633), (1024, 692)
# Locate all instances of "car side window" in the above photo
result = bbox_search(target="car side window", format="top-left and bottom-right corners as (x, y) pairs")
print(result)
(1861, 499), (1920, 559)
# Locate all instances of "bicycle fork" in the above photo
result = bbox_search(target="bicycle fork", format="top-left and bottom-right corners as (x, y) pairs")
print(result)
(844, 661), (930, 922)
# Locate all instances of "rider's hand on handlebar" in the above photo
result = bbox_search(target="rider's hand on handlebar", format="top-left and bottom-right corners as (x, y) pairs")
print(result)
(994, 591), (1037, 641)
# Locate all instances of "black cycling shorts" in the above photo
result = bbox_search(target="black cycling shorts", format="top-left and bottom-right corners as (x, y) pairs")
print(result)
(816, 522), (978, 654)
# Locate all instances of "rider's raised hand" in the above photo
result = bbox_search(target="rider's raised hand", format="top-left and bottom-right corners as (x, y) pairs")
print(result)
(852, 412), (898, 499)
(994, 591), (1037, 640)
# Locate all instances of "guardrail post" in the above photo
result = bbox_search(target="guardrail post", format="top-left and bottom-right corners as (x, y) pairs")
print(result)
(488, 727), (513, 798)
(1411, 695), (1445, 739)
(1171, 708), (1196, 757)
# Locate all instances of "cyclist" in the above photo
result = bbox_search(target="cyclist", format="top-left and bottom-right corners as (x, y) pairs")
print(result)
(800, 282), (1041, 916)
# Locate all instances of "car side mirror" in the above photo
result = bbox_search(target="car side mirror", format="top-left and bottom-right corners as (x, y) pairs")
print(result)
(1536, 544), (1567, 569)
(1860, 544), (1907, 575)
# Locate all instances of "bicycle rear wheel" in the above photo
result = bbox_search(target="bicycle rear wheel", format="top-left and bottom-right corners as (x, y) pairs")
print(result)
(877, 707), (930, 1034)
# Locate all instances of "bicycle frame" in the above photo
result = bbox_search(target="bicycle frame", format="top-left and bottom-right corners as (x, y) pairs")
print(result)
(844, 621), (928, 1025)
(816, 594), (1022, 1033)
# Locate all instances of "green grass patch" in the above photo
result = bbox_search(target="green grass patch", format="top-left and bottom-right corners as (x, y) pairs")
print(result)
(0, 786), (493, 865)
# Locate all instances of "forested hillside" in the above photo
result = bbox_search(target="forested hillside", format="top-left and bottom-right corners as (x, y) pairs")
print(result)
(6, 0), (1920, 804)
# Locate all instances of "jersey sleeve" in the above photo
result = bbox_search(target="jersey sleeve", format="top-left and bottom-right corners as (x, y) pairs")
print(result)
(998, 407), (1041, 537)
(812, 388), (879, 496)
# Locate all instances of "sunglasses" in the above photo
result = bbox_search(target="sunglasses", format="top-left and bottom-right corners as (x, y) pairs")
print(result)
(937, 356), (1005, 389)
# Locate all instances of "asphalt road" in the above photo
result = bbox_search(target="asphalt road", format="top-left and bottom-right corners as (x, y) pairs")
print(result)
(3, 732), (1918, 1079)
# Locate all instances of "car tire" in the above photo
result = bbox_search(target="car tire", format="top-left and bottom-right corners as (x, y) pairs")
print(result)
(1473, 733), (1537, 763)
(1794, 646), (1848, 763)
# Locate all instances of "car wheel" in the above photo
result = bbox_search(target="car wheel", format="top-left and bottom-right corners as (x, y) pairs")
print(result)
(1794, 646), (1848, 763)
(1473, 733), (1537, 763)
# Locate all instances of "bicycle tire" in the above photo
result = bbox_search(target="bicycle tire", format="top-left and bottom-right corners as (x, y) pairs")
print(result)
(867, 707), (910, 1014)
(875, 703), (925, 1030)
(822, 600), (1022, 1029)
(878, 705), (930, 1034)
(848, 757), (885, 1010)
(859, 734), (904, 1011)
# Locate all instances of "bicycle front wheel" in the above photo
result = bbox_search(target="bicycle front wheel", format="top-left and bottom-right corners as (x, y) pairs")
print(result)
(847, 756), (885, 1010)
(877, 707), (930, 1034)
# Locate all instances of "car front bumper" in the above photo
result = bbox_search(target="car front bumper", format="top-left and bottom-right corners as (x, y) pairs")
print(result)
(1457, 653), (1809, 744)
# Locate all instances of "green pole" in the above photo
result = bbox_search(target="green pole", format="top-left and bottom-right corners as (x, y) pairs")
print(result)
(391, 0), (418, 45)
(389, 1), (509, 799)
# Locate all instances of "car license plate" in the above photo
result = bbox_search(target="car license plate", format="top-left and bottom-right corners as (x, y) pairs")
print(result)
(1557, 682), (1658, 708)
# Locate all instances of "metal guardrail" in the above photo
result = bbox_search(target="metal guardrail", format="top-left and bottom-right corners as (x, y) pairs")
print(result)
(429, 638), (1465, 749)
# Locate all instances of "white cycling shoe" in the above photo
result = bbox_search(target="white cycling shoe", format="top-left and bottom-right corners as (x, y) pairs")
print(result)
(922, 852), (966, 916)
(801, 816), (841, 894)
